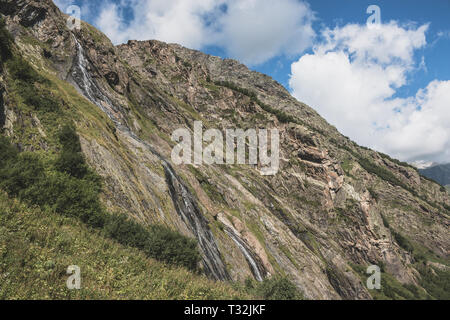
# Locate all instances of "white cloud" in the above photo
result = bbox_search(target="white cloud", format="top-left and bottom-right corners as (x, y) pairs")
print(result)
(290, 22), (450, 163)
(382, 80), (450, 162)
(53, 0), (73, 10)
(96, 0), (219, 49)
(215, 0), (315, 64)
(92, 0), (315, 65)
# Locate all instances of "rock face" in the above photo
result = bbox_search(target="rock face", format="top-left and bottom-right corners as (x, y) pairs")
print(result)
(1, 0), (449, 300)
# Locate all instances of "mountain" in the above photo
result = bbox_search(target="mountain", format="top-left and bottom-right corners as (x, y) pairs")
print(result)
(419, 163), (450, 188)
(411, 160), (438, 170)
(0, 0), (449, 300)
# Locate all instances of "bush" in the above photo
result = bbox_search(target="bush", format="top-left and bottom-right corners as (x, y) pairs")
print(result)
(0, 135), (18, 164)
(256, 276), (303, 300)
(0, 152), (45, 197)
(0, 133), (201, 271)
(104, 213), (200, 271)
(393, 231), (414, 253)
(58, 124), (82, 153)
(416, 263), (450, 300)
(6, 55), (60, 113)
(7, 56), (43, 83)
(55, 150), (89, 179)
(22, 172), (106, 228)
(55, 125), (88, 178)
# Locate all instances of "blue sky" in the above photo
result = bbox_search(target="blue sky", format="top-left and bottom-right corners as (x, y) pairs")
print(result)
(54, 0), (450, 164)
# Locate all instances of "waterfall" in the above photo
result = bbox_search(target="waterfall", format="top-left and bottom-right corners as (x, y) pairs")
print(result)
(71, 38), (121, 126)
(224, 227), (266, 282)
(69, 35), (230, 281)
(164, 164), (230, 281)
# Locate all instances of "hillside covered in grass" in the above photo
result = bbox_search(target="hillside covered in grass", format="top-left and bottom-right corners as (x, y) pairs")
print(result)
(0, 192), (256, 299)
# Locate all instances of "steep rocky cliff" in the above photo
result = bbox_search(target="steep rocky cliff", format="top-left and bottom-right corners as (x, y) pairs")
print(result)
(0, 0), (448, 300)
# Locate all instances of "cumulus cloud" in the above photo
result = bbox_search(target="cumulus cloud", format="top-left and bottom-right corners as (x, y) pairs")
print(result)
(290, 21), (450, 163)
(96, 0), (219, 49)
(215, 0), (315, 64)
(92, 0), (315, 65)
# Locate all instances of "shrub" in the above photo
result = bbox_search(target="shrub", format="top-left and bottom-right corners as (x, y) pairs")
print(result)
(0, 152), (45, 197)
(55, 150), (88, 179)
(6, 56), (59, 113)
(0, 132), (201, 271)
(22, 172), (106, 228)
(416, 263), (450, 300)
(104, 213), (200, 271)
(393, 231), (414, 253)
(55, 125), (88, 178)
(256, 276), (303, 300)
(58, 124), (82, 153)
(7, 56), (43, 83)
(0, 135), (18, 164)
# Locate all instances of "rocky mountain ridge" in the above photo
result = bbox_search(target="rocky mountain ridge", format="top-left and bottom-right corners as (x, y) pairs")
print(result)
(0, 0), (449, 299)
(419, 163), (450, 188)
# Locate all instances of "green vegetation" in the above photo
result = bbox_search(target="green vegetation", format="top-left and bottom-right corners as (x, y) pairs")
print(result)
(190, 166), (226, 205)
(0, 128), (200, 271)
(392, 231), (414, 253)
(337, 143), (449, 214)
(341, 159), (354, 175)
(241, 276), (303, 300)
(214, 80), (297, 124)
(7, 56), (60, 114)
(416, 263), (450, 300)
(0, 192), (251, 299)
(104, 213), (200, 272)
(379, 152), (416, 170)
(256, 276), (303, 300)
(362, 217), (450, 299)
(0, 26), (203, 273)
(350, 263), (428, 300)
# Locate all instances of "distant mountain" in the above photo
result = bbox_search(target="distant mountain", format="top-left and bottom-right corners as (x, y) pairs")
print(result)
(411, 160), (438, 170)
(419, 163), (450, 186)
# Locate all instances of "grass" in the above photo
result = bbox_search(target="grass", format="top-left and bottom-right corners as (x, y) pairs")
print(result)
(0, 192), (252, 300)
(234, 276), (303, 300)
(1, 43), (202, 272)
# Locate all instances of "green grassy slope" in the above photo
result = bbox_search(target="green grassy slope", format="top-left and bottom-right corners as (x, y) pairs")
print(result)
(0, 192), (252, 300)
